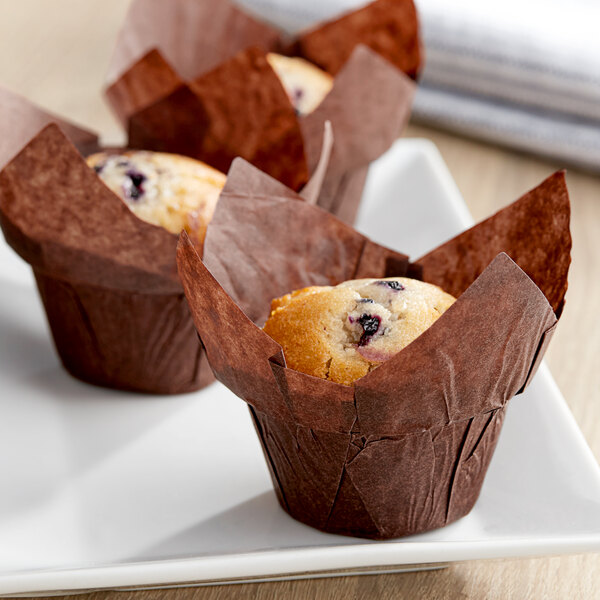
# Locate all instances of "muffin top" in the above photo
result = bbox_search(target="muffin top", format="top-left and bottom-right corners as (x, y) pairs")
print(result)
(264, 277), (456, 385)
(87, 150), (226, 243)
(267, 53), (333, 116)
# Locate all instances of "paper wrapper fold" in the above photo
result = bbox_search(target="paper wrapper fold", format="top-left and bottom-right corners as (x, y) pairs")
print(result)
(177, 162), (570, 539)
(109, 46), (309, 191)
(290, 0), (422, 79)
(0, 87), (98, 170)
(300, 45), (415, 221)
(0, 123), (212, 393)
(105, 0), (281, 85)
(416, 171), (571, 316)
(105, 0), (417, 223)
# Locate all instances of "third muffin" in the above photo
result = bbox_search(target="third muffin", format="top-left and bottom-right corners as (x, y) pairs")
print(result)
(266, 53), (333, 115)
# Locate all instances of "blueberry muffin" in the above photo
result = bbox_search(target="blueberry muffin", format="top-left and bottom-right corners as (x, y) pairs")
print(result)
(264, 277), (456, 385)
(267, 53), (333, 115)
(87, 151), (226, 243)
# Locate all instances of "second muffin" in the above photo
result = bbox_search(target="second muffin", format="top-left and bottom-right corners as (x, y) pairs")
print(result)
(87, 150), (226, 244)
(264, 277), (456, 385)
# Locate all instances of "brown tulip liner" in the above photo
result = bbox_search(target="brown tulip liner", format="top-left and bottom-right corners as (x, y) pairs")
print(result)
(104, 0), (418, 223)
(0, 98), (214, 394)
(177, 161), (571, 539)
(0, 87), (99, 169)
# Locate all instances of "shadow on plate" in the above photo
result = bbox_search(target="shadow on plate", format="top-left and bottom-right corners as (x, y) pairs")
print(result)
(0, 280), (207, 520)
(131, 491), (369, 563)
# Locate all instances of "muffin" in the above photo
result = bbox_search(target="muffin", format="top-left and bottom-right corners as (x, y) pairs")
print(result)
(266, 53), (333, 115)
(264, 277), (455, 385)
(87, 151), (226, 244)
(177, 165), (569, 540)
(0, 123), (216, 394)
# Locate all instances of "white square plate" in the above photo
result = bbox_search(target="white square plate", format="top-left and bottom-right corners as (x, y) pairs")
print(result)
(0, 139), (599, 596)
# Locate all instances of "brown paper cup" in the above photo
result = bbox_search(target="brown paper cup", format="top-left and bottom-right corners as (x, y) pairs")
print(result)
(250, 403), (506, 538)
(177, 160), (570, 538)
(0, 118), (211, 394)
(34, 272), (212, 394)
(105, 0), (417, 224)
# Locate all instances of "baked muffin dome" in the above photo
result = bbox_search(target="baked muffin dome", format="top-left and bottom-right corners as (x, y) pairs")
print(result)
(87, 150), (226, 243)
(267, 53), (333, 115)
(264, 277), (456, 385)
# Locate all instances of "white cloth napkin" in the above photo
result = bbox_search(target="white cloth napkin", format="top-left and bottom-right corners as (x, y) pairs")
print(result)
(415, 0), (600, 171)
(239, 0), (600, 170)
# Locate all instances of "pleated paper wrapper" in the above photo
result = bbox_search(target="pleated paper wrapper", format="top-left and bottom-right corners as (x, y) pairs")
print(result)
(177, 160), (571, 539)
(105, 0), (419, 224)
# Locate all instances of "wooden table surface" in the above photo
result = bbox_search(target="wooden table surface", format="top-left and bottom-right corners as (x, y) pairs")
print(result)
(1, 1), (599, 598)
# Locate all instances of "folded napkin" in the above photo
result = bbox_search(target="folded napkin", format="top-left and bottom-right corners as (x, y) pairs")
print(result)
(414, 0), (600, 171)
(240, 0), (600, 171)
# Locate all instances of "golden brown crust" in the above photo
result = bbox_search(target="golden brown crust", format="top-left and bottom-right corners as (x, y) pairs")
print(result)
(269, 285), (328, 312)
